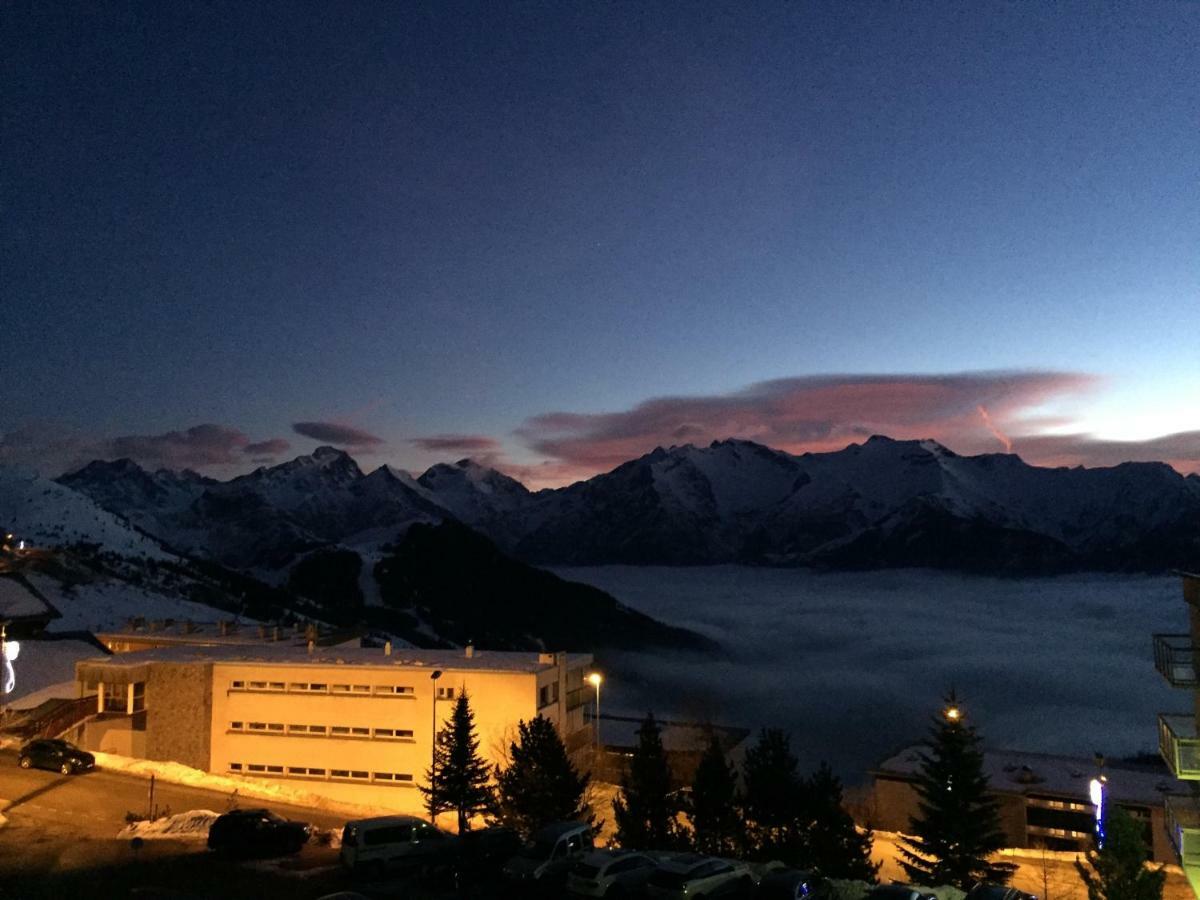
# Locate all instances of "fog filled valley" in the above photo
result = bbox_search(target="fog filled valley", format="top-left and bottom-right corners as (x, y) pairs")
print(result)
(556, 565), (1180, 781)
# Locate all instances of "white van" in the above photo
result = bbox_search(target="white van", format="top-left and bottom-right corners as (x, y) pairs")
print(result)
(339, 815), (456, 880)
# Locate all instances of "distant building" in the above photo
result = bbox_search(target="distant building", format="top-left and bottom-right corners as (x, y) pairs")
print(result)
(1152, 571), (1200, 894)
(590, 713), (749, 785)
(95, 618), (359, 654)
(871, 745), (1176, 863)
(71, 644), (593, 819)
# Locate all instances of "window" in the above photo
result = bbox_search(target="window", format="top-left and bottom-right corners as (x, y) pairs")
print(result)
(351, 726), (369, 736)
(248, 722), (267, 731)
(351, 684), (371, 694)
(266, 723), (284, 732)
(374, 728), (415, 740)
(231, 721), (244, 730)
(248, 681), (268, 690)
(351, 770), (368, 780)
(229, 762), (243, 771)
(331, 769), (350, 778)
(286, 724), (306, 733)
(266, 765), (283, 774)
(436, 686), (456, 700)
(374, 685), (415, 696)
(247, 764), (266, 773)
(365, 824), (411, 845)
(268, 681), (284, 691)
(307, 724), (326, 734)
(331, 684), (351, 693)
(330, 726), (350, 736)
(231, 680), (244, 689)
(308, 767), (326, 777)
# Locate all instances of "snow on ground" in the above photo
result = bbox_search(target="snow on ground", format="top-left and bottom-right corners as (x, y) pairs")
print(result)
(0, 639), (98, 708)
(92, 752), (393, 820)
(0, 468), (173, 560)
(118, 809), (220, 840)
(25, 573), (229, 632)
(554, 566), (1181, 782)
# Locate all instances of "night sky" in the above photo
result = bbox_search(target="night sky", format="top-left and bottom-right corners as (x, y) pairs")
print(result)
(3, 2), (1197, 484)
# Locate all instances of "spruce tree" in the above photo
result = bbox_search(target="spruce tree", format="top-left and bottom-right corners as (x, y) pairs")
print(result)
(802, 762), (879, 882)
(897, 692), (1014, 889)
(689, 733), (742, 856)
(1075, 804), (1165, 900)
(613, 713), (681, 849)
(742, 728), (806, 863)
(494, 715), (592, 838)
(420, 691), (493, 832)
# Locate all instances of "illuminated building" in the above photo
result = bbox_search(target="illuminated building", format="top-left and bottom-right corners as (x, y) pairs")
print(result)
(72, 644), (593, 818)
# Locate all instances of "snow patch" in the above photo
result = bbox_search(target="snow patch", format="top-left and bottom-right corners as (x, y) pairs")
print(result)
(119, 809), (220, 840)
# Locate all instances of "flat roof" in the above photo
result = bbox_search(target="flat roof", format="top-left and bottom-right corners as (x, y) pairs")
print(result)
(75, 644), (592, 675)
(874, 744), (1177, 807)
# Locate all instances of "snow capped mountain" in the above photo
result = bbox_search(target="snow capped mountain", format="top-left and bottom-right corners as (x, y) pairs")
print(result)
(53, 437), (1200, 572)
(416, 458), (532, 523)
(0, 466), (175, 560)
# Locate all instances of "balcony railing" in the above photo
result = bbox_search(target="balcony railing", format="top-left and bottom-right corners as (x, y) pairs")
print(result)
(1154, 634), (1199, 688)
(1160, 714), (1200, 779)
(1166, 794), (1200, 868)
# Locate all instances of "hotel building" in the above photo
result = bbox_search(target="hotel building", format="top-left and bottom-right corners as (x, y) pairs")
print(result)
(72, 643), (593, 816)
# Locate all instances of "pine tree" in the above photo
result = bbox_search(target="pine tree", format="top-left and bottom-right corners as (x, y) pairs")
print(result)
(420, 691), (493, 832)
(689, 733), (742, 856)
(897, 692), (1015, 889)
(742, 728), (806, 863)
(613, 713), (681, 849)
(1075, 804), (1165, 900)
(802, 762), (879, 882)
(494, 715), (592, 838)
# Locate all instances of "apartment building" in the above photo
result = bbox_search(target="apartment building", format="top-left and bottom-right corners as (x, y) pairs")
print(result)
(73, 643), (593, 816)
(1152, 571), (1200, 895)
(871, 745), (1174, 863)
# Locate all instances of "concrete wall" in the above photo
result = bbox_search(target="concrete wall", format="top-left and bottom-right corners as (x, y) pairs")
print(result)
(83, 717), (145, 757)
(207, 661), (549, 819)
(144, 662), (213, 770)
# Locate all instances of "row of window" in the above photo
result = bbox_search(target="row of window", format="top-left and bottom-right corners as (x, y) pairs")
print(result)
(229, 762), (414, 786)
(228, 721), (415, 740)
(229, 680), (416, 697)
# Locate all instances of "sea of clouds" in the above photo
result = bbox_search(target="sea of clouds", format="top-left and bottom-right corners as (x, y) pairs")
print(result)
(553, 566), (1182, 782)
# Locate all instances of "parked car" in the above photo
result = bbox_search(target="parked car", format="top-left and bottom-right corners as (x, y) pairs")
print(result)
(340, 815), (457, 880)
(865, 886), (939, 900)
(454, 825), (524, 886)
(566, 848), (659, 897)
(16, 738), (95, 775)
(207, 808), (310, 857)
(644, 854), (756, 898)
(966, 887), (1038, 900)
(756, 867), (824, 898)
(501, 821), (595, 889)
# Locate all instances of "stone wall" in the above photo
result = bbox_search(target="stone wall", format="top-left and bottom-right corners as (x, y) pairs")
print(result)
(144, 662), (213, 770)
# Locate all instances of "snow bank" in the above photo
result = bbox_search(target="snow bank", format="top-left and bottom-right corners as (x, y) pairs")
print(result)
(26, 573), (223, 633)
(118, 809), (220, 840)
(92, 752), (393, 820)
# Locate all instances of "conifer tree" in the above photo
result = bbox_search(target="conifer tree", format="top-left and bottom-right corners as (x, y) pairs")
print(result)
(613, 713), (681, 849)
(897, 692), (1014, 889)
(421, 691), (493, 832)
(742, 728), (806, 863)
(802, 762), (879, 882)
(1075, 804), (1165, 900)
(689, 733), (742, 856)
(494, 715), (592, 838)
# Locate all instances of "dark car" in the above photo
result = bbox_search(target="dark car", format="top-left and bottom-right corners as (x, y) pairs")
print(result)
(865, 887), (938, 900)
(207, 808), (310, 857)
(966, 887), (1038, 900)
(455, 826), (523, 885)
(756, 868), (824, 899)
(17, 739), (95, 775)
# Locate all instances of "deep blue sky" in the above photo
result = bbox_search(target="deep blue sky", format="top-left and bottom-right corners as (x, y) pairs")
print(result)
(3, 2), (1197, 483)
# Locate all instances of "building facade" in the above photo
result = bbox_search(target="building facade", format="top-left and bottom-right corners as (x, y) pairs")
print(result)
(1153, 571), (1200, 895)
(871, 745), (1176, 864)
(73, 644), (593, 817)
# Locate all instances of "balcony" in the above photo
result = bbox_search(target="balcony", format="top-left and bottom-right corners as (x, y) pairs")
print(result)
(1159, 714), (1200, 779)
(1166, 794), (1200, 868)
(1154, 634), (1199, 687)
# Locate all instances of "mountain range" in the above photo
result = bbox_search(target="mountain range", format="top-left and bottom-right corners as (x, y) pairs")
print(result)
(57, 435), (1200, 573)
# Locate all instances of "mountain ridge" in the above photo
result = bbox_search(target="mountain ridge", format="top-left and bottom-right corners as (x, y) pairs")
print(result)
(54, 436), (1200, 572)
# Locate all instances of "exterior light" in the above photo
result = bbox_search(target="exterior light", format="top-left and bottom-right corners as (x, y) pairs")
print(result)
(586, 672), (603, 688)
(944, 705), (962, 722)
(1090, 775), (1107, 847)
(1, 628), (17, 695)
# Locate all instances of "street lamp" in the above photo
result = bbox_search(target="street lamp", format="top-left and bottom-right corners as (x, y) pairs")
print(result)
(586, 672), (603, 758)
(429, 669), (443, 820)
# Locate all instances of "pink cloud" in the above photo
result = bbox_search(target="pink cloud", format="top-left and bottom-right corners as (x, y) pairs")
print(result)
(292, 421), (384, 448)
(514, 371), (1102, 480)
(410, 434), (503, 454)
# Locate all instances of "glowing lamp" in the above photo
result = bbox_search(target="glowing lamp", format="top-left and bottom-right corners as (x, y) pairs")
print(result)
(586, 672), (603, 687)
(1, 639), (18, 695)
(1090, 776), (1107, 847)
(944, 705), (961, 722)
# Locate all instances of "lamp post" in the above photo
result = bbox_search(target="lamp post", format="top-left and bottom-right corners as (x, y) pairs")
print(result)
(586, 672), (602, 760)
(429, 669), (442, 821)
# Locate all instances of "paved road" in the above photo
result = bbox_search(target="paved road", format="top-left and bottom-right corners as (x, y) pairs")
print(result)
(0, 748), (348, 836)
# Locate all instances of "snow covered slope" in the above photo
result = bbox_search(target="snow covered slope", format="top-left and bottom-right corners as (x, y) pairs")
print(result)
(0, 467), (174, 559)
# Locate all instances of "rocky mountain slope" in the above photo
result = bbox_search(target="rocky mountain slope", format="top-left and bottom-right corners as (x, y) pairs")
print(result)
(56, 437), (1200, 572)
